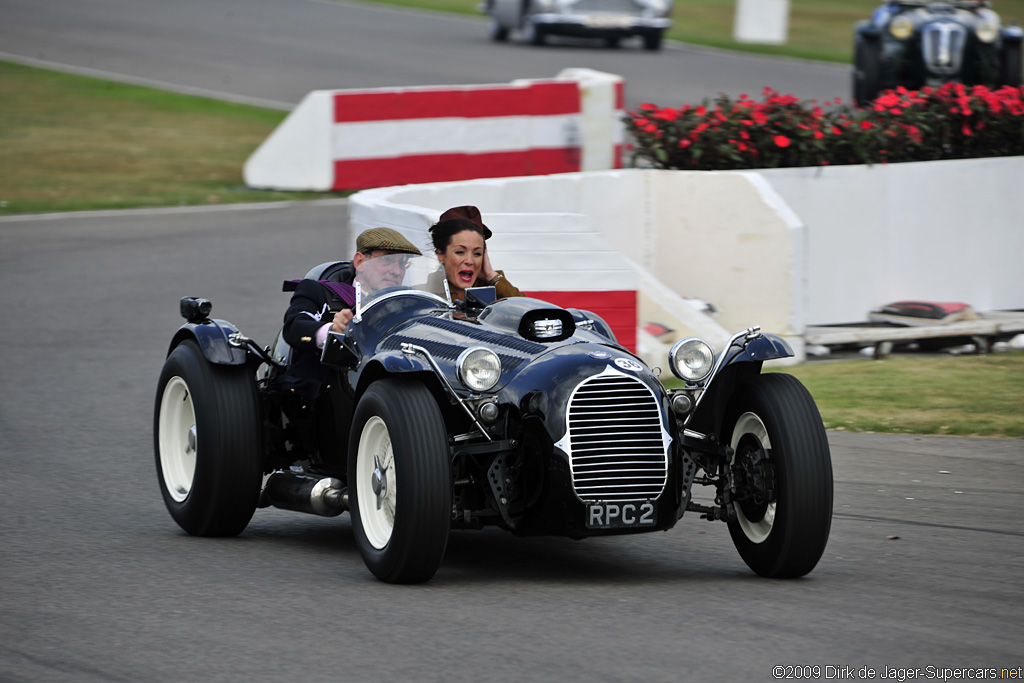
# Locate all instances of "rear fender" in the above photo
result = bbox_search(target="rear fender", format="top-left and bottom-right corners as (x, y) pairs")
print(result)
(167, 320), (248, 365)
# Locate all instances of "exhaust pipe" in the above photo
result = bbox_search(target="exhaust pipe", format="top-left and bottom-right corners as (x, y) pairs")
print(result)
(259, 472), (348, 517)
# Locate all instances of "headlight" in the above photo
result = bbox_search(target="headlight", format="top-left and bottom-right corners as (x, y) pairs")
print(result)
(976, 21), (999, 43)
(889, 16), (914, 40)
(668, 338), (715, 384)
(457, 347), (502, 392)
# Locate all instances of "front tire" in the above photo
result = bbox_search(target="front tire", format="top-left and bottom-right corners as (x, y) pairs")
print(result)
(154, 339), (263, 536)
(724, 373), (833, 578)
(348, 378), (452, 583)
(522, 15), (546, 46)
(1001, 41), (1022, 87)
(489, 16), (510, 42)
(642, 31), (663, 52)
(853, 35), (881, 106)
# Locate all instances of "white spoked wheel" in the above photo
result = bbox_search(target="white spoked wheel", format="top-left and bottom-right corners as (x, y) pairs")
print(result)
(153, 339), (263, 537)
(731, 411), (775, 544)
(355, 416), (397, 550)
(158, 376), (198, 503)
(723, 373), (833, 578)
(348, 378), (451, 583)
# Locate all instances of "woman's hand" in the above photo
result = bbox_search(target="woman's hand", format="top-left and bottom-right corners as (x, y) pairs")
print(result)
(481, 249), (498, 283)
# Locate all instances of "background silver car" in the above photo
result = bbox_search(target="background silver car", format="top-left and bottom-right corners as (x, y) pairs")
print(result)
(482, 0), (673, 50)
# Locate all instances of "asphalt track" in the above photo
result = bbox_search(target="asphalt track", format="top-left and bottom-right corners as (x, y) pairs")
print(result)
(0, 0), (850, 110)
(0, 1), (1022, 681)
(1, 205), (1021, 682)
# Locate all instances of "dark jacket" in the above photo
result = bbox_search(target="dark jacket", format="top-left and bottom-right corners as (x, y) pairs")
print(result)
(279, 264), (355, 400)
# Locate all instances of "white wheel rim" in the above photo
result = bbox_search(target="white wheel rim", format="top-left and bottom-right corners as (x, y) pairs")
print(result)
(158, 376), (197, 503)
(356, 416), (397, 550)
(731, 411), (776, 544)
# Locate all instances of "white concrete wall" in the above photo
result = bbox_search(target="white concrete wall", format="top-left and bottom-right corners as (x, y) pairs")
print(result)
(349, 156), (1024, 360)
(754, 156), (1024, 324)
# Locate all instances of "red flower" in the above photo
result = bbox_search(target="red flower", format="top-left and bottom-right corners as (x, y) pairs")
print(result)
(774, 135), (791, 148)
(643, 124), (657, 133)
(679, 139), (692, 149)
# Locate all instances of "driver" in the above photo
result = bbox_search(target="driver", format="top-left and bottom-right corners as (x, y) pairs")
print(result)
(279, 227), (422, 399)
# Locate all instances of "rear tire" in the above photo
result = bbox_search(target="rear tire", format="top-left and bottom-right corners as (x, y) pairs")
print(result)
(723, 373), (833, 578)
(348, 378), (451, 583)
(154, 340), (263, 537)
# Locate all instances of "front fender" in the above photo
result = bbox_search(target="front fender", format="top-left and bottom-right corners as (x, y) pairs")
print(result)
(167, 319), (248, 365)
(685, 333), (793, 437)
(722, 333), (793, 366)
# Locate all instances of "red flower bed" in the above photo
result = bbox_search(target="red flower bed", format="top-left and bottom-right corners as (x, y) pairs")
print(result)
(625, 84), (1024, 170)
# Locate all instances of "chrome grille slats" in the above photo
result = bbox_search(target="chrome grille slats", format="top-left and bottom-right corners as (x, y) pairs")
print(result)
(569, 0), (641, 13)
(559, 369), (669, 502)
(922, 21), (967, 74)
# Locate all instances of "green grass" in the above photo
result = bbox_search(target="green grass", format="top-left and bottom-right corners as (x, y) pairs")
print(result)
(349, 0), (1024, 64)
(765, 352), (1024, 438)
(0, 61), (338, 216)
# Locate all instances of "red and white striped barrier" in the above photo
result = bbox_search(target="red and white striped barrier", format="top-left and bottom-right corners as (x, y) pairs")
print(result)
(244, 69), (624, 191)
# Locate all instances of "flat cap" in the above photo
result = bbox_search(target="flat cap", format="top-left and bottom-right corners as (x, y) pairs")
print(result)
(439, 205), (492, 239)
(356, 227), (422, 256)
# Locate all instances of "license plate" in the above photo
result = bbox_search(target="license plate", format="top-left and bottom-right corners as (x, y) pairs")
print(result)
(586, 501), (656, 529)
(583, 13), (632, 28)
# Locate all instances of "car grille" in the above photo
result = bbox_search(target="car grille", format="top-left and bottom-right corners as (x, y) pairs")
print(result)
(571, 0), (641, 13)
(921, 22), (966, 75)
(562, 370), (669, 502)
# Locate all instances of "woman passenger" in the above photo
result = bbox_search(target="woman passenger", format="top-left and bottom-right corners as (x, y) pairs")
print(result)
(428, 209), (523, 302)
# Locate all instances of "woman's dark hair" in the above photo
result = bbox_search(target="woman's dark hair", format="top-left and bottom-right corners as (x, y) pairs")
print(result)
(428, 218), (486, 253)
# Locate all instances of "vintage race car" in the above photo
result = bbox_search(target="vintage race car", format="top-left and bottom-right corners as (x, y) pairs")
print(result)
(853, 0), (1023, 104)
(481, 0), (672, 50)
(154, 255), (833, 583)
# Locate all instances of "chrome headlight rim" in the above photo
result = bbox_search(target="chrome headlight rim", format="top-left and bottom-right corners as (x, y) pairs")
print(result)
(456, 346), (502, 393)
(668, 337), (715, 384)
(889, 15), (914, 40)
(976, 20), (999, 43)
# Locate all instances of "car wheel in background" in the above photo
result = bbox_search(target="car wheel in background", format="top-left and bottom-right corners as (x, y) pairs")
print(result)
(642, 30), (663, 51)
(1001, 40), (1022, 87)
(853, 35), (882, 105)
(490, 16), (509, 41)
(522, 15), (546, 45)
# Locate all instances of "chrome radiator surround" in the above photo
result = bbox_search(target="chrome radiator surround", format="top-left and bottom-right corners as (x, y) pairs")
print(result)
(555, 366), (670, 502)
(922, 21), (967, 75)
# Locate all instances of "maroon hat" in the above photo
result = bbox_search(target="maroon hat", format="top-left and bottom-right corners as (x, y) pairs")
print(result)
(439, 205), (492, 239)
